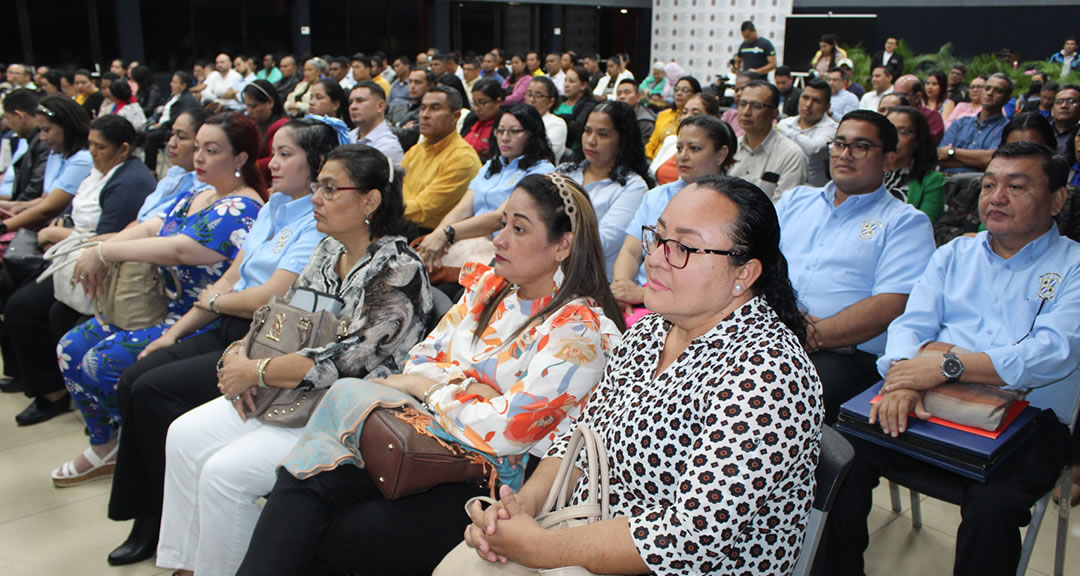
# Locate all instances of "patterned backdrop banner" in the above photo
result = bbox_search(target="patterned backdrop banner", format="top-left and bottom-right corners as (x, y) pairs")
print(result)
(651, 0), (794, 85)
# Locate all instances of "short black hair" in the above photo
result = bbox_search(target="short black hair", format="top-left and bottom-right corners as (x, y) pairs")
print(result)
(330, 56), (349, 68)
(872, 64), (894, 79)
(351, 80), (387, 101)
(744, 79), (780, 108)
(427, 85), (463, 112)
(1001, 112), (1056, 148)
(839, 109), (898, 153)
(740, 20), (756, 32)
(1, 88), (39, 114)
(1042, 81), (1061, 94)
(410, 67), (437, 88)
(394, 55), (411, 67)
(774, 65), (792, 78)
(351, 53), (371, 67)
(616, 77), (637, 90)
(36, 95), (91, 156)
(991, 141), (1068, 192)
(803, 77), (832, 101)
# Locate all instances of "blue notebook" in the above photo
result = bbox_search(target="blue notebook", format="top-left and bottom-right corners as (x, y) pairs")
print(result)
(837, 383), (1040, 482)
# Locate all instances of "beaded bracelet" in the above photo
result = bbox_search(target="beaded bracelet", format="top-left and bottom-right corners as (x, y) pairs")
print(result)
(216, 340), (245, 372)
(257, 357), (273, 389)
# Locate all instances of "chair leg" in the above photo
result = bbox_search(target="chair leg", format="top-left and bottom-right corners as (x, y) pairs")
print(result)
(1018, 491), (1051, 576)
(889, 480), (902, 513)
(910, 488), (922, 529)
(1053, 467), (1070, 576)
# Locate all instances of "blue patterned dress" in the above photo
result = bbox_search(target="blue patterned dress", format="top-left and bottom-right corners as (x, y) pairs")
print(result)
(58, 190), (262, 445)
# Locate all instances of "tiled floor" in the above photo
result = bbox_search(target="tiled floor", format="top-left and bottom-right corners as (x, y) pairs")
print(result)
(0, 389), (1076, 576)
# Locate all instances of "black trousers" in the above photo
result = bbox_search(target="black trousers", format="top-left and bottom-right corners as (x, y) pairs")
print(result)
(819, 409), (1071, 576)
(810, 349), (881, 425)
(107, 316), (250, 521)
(0, 266), (22, 379)
(4, 277), (85, 397)
(237, 465), (492, 576)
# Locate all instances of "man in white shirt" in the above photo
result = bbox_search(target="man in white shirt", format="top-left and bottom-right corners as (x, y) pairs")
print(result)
(228, 55), (257, 102)
(731, 80), (808, 202)
(859, 65), (894, 112)
(201, 53), (244, 111)
(461, 57), (481, 108)
(777, 78), (838, 187)
(329, 57), (355, 92)
(347, 82), (404, 168)
(828, 68), (859, 122)
(545, 53), (565, 95)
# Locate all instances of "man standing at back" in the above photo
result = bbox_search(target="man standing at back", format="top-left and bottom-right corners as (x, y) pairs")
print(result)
(870, 37), (904, 81)
(776, 110), (935, 423)
(400, 87), (481, 233)
(736, 21), (777, 76)
(731, 80), (808, 202)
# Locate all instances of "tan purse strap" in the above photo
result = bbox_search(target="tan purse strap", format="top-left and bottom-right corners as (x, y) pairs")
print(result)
(539, 425), (609, 523)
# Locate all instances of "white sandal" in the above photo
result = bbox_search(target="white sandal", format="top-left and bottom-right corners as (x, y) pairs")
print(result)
(51, 445), (118, 487)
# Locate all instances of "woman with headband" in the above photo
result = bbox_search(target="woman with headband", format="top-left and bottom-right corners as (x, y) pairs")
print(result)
(101, 116), (337, 567)
(234, 173), (624, 576)
(242, 79), (289, 183)
(156, 144), (431, 576)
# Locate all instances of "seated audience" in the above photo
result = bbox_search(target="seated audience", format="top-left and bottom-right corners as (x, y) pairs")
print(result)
(256, 53), (281, 84)
(200, 54), (244, 112)
(284, 58), (326, 117)
(70, 69), (105, 120)
(777, 110), (935, 423)
(644, 75), (700, 160)
(947, 63), (970, 103)
(934, 112), (1061, 245)
(895, 74), (945, 145)
(50, 113), (265, 487)
(1050, 84), (1080, 156)
(822, 142), (1080, 576)
(461, 56), (481, 105)
(387, 56), (412, 105)
(944, 74), (986, 129)
(306, 79), (347, 120)
(101, 80), (147, 131)
(938, 73), (1013, 173)
(649, 92), (721, 185)
(719, 71), (756, 139)
(501, 54), (531, 106)
(877, 93), (910, 115)
(828, 67), (860, 122)
(143, 71), (200, 172)
(345, 82), (403, 167)
(554, 66), (599, 160)
(416, 104), (555, 272)
(777, 77), (838, 187)
(452, 175), (822, 575)
(730, 80), (808, 202)
(461, 78), (503, 162)
(156, 144), (431, 576)
(400, 87), (482, 232)
(242, 79), (290, 182)
(775, 65), (802, 118)
(388, 67), (434, 150)
(349, 53), (392, 97)
(102, 118), (335, 566)
(274, 55), (302, 102)
(924, 70), (956, 120)
(859, 65), (895, 112)
(327, 57), (354, 92)
(556, 100), (650, 278)
(593, 54), (633, 100)
(1024, 79), (1058, 118)
(136, 108), (212, 222)
(524, 76), (567, 162)
(885, 106), (945, 222)
(7, 115), (155, 426)
(234, 173), (622, 576)
(612, 115), (736, 319)
(1, 89), (50, 203)
(638, 60), (666, 105)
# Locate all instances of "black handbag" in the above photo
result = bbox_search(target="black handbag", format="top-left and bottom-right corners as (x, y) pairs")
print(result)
(3, 228), (47, 284)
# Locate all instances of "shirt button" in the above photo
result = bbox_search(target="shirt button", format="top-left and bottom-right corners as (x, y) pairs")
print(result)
(986, 330), (993, 335)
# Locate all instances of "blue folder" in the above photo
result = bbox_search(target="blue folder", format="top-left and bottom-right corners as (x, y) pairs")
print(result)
(836, 383), (1040, 482)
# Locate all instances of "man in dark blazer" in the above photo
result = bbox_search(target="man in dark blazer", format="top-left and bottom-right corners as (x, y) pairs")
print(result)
(871, 37), (904, 81)
(2, 89), (50, 203)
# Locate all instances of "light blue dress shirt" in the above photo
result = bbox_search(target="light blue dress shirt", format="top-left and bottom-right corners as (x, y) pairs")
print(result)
(232, 193), (325, 291)
(471, 157), (555, 216)
(42, 150), (92, 196)
(777, 182), (935, 355)
(879, 226), (1080, 424)
(0, 138), (28, 198)
(559, 163), (649, 280)
(137, 166), (205, 222)
(625, 178), (689, 285)
(830, 89), (860, 122)
(940, 113), (1010, 174)
(349, 120), (405, 168)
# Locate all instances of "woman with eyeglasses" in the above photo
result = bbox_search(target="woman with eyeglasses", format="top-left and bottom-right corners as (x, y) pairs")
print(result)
(525, 76), (568, 162)
(100, 117), (334, 567)
(612, 115), (736, 323)
(416, 104), (556, 281)
(885, 106), (945, 222)
(450, 175), (821, 576)
(156, 144), (431, 576)
(462, 78), (505, 162)
(644, 75), (702, 159)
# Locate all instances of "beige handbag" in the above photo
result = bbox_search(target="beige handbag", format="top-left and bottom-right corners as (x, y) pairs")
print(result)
(95, 262), (182, 330)
(37, 231), (98, 315)
(244, 296), (349, 427)
(433, 425), (615, 576)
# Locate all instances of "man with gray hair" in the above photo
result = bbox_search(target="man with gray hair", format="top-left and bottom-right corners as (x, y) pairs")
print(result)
(938, 72), (1013, 173)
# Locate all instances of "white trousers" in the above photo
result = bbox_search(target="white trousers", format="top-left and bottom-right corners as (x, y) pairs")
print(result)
(157, 395), (304, 576)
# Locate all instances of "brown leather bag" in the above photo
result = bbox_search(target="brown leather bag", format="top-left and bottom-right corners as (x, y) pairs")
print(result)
(918, 342), (1026, 431)
(244, 297), (349, 427)
(361, 406), (490, 500)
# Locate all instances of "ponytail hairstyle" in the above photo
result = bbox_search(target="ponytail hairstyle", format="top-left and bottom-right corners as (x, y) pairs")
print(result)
(276, 117), (342, 186)
(324, 144), (409, 239)
(202, 112), (268, 199)
(36, 95), (91, 157)
(693, 175), (807, 343)
(678, 115), (737, 174)
(473, 173), (626, 343)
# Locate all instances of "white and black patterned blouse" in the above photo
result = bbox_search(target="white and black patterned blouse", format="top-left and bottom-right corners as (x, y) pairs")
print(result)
(547, 296), (823, 575)
(288, 235), (433, 390)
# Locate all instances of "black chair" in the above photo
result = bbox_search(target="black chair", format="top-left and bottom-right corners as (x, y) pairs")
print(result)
(793, 424), (855, 576)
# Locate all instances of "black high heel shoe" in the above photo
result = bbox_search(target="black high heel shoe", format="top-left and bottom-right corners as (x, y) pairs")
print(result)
(107, 516), (160, 566)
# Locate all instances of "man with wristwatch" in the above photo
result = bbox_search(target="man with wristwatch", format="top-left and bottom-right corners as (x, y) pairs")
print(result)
(937, 73), (1013, 174)
(821, 142), (1080, 575)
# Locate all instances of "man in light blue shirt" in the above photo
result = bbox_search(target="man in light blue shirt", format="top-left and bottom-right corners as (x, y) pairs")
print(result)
(824, 142), (1079, 575)
(777, 110), (935, 423)
(346, 82), (404, 168)
(137, 166), (206, 222)
(827, 68), (859, 122)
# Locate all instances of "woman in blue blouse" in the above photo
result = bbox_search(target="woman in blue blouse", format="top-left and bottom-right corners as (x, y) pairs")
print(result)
(415, 104), (555, 274)
(100, 117), (339, 567)
(51, 112), (265, 487)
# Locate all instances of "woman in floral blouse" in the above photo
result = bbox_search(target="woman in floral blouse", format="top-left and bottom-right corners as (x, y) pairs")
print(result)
(234, 173), (625, 576)
(50, 112), (265, 488)
(456, 175), (823, 576)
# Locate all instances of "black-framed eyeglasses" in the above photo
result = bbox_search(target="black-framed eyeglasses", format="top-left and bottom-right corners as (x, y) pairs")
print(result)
(828, 140), (882, 159)
(309, 182), (363, 200)
(641, 225), (743, 269)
